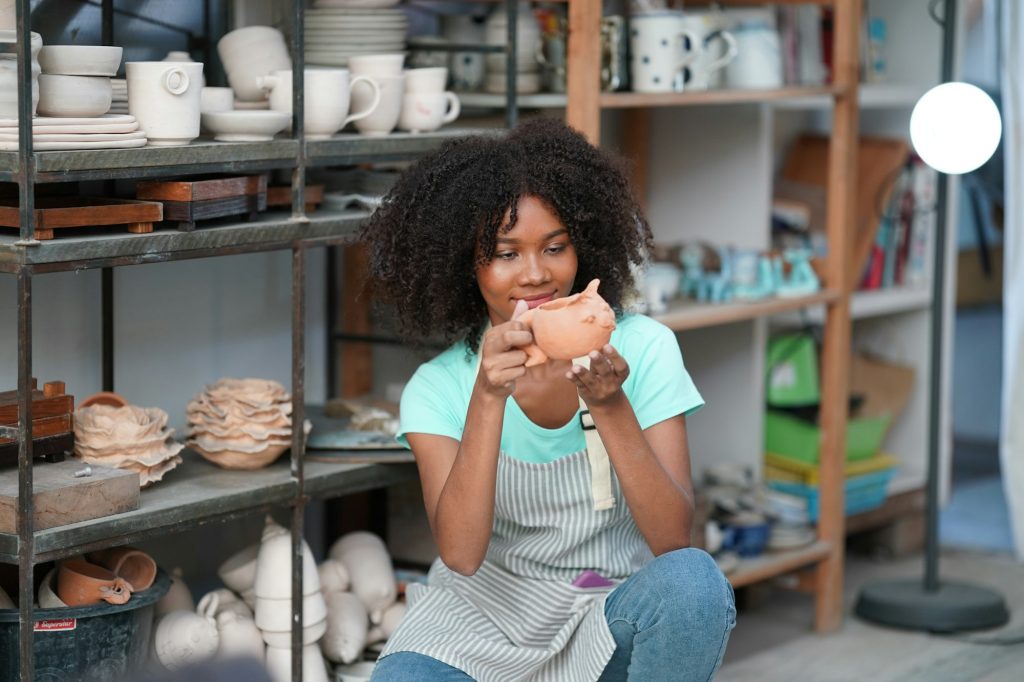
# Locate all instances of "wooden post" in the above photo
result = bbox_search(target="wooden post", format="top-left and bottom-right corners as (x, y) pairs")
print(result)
(340, 244), (373, 398)
(814, 0), (860, 633)
(566, 0), (602, 143)
(621, 108), (651, 213)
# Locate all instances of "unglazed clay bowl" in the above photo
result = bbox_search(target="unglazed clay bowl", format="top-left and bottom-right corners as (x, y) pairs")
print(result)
(88, 546), (157, 592)
(201, 110), (289, 142)
(517, 279), (616, 366)
(190, 440), (290, 470)
(38, 45), (122, 76)
(56, 558), (131, 607)
(37, 74), (112, 117)
(78, 390), (129, 409)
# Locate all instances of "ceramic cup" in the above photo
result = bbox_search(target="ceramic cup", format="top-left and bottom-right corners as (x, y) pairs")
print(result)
(724, 9), (783, 89)
(258, 68), (380, 139)
(679, 13), (738, 91)
(629, 12), (700, 93)
(126, 60), (203, 146)
(352, 74), (404, 136)
(397, 91), (460, 134)
(348, 53), (404, 79)
(0, 30), (42, 119)
(217, 26), (291, 101)
(200, 86), (234, 113)
(403, 67), (447, 94)
(443, 14), (485, 91)
(37, 74), (112, 117)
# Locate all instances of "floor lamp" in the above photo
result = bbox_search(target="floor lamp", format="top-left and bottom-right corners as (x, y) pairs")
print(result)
(854, 0), (1010, 631)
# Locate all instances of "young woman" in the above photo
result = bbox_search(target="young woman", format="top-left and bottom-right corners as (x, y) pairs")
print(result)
(362, 118), (735, 681)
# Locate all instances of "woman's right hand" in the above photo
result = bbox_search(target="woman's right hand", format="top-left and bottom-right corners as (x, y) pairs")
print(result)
(476, 300), (532, 398)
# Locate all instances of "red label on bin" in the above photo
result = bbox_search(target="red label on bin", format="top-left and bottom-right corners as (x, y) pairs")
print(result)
(35, 619), (76, 632)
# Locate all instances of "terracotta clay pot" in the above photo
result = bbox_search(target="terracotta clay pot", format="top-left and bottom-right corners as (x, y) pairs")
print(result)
(88, 546), (157, 592)
(56, 558), (131, 606)
(78, 391), (129, 409)
(516, 279), (616, 366)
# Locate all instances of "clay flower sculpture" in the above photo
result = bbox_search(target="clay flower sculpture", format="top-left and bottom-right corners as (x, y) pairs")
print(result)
(186, 378), (305, 470)
(516, 279), (617, 366)
(74, 404), (185, 487)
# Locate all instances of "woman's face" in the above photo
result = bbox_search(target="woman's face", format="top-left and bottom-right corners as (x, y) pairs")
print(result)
(476, 195), (578, 327)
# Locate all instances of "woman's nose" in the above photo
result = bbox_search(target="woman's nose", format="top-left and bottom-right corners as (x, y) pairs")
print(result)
(519, 253), (548, 284)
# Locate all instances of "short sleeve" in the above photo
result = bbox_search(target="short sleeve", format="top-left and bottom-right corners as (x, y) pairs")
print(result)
(396, 362), (466, 449)
(617, 316), (704, 430)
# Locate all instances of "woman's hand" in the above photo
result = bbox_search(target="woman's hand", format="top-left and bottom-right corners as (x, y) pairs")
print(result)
(476, 300), (532, 398)
(567, 344), (630, 408)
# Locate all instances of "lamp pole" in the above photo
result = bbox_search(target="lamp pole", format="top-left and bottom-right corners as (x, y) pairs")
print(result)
(854, 0), (1010, 631)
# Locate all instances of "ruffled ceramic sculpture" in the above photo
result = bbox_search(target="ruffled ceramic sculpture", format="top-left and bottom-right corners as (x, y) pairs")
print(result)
(74, 404), (184, 487)
(186, 378), (304, 470)
(516, 279), (616, 366)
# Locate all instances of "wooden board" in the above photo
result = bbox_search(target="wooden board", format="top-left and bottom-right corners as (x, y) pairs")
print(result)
(0, 197), (162, 240)
(0, 459), (139, 533)
(267, 184), (324, 208)
(162, 194), (266, 232)
(0, 432), (72, 467)
(780, 135), (909, 289)
(137, 174), (268, 202)
(0, 414), (71, 445)
(0, 383), (74, 425)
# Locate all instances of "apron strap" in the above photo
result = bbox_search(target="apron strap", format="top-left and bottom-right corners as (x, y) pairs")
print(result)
(472, 336), (616, 512)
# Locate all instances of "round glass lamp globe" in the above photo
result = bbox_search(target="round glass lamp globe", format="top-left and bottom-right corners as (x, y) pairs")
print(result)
(910, 82), (1002, 175)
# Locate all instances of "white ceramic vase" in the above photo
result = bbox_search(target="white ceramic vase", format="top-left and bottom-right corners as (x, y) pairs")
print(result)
(328, 531), (397, 624)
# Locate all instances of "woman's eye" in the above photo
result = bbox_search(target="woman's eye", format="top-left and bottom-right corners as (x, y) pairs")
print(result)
(546, 244), (566, 254)
(496, 252), (516, 261)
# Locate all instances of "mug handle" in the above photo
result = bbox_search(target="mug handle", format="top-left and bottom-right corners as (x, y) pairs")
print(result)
(441, 91), (461, 124)
(705, 30), (739, 72)
(342, 76), (381, 127)
(163, 67), (190, 96)
(676, 29), (702, 69)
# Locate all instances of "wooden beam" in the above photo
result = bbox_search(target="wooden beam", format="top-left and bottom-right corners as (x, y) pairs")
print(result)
(565, 0), (601, 142)
(814, 0), (860, 633)
(621, 108), (651, 212)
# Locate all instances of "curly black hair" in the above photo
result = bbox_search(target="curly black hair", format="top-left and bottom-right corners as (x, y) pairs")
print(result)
(360, 117), (652, 352)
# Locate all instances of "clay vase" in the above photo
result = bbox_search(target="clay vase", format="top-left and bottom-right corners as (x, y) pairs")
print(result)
(327, 531), (396, 624)
(516, 279), (616, 366)
(153, 608), (219, 670)
(56, 558), (131, 607)
(320, 591), (368, 664)
(89, 546), (157, 592)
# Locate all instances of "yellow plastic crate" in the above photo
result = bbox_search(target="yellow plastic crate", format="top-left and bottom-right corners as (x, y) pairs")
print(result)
(764, 451), (899, 486)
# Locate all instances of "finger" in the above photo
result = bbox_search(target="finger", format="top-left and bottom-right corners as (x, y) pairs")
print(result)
(588, 351), (614, 377)
(502, 329), (534, 349)
(512, 299), (529, 320)
(572, 363), (599, 391)
(603, 345), (629, 375)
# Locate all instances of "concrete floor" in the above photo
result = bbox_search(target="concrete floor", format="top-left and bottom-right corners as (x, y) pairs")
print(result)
(718, 548), (1024, 681)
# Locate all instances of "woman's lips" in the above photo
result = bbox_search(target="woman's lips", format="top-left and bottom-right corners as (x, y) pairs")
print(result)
(518, 294), (555, 309)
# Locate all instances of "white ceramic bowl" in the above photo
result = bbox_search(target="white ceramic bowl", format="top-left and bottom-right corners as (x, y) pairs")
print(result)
(39, 45), (122, 76)
(217, 543), (260, 594)
(259, 616), (328, 648)
(37, 74), (112, 117)
(202, 110), (290, 141)
(254, 592), (328, 632)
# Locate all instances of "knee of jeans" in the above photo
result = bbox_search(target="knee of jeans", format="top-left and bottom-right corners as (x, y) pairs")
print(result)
(649, 548), (733, 622)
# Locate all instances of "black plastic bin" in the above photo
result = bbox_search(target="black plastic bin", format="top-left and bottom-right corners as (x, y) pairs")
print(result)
(0, 568), (170, 681)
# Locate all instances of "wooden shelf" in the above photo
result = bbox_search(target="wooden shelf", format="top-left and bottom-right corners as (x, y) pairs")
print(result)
(457, 92), (568, 110)
(773, 83), (934, 111)
(599, 86), (843, 110)
(771, 286), (931, 325)
(728, 540), (832, 589)
(653, 290), (840, 332)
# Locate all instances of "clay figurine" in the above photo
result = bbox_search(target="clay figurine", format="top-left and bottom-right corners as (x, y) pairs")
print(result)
(516, 279), (616, 366)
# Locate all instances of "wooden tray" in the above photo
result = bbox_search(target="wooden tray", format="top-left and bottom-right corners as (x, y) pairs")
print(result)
(267, 184), (325, 212)
(0, 380), (74, 426)
(0, 197), (163, 241)
(136, 175), (268, 232)
(0, 432), (71, 468)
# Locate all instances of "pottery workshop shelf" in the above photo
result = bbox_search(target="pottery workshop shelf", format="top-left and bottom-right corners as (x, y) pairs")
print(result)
(0, 453), (416, 565)
(0, 209), (367, 272)
(0, 140), (300, 183)
(306, 128), (498, 166)
(727, 540), (833, 590)
(653, 289), (840, 333)
(598, 85), (844, 110)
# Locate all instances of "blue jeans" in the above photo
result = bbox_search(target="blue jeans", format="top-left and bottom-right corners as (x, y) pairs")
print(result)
(371, 548), (736, 681)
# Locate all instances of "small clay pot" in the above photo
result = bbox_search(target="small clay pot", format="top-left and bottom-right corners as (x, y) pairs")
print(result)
(517, 279), (616, 366)
(88, 547), (157, 592)
(57, 558), (131, 606)
(77, 391), (129, 409)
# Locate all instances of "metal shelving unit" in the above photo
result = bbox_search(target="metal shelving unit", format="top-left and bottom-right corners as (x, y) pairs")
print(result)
(2, 0), (521, 679)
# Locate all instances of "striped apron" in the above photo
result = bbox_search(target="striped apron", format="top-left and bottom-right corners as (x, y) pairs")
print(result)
(379, 448), (654, 681)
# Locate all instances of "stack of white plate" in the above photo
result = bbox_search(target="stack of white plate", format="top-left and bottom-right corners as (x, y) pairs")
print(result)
(0, 113), (146, 151)
(304, 5), (408, 66)
(110, 78), (128, 114)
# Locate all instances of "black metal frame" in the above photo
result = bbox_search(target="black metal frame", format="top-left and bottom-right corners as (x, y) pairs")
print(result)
(4, 0), (520, 679)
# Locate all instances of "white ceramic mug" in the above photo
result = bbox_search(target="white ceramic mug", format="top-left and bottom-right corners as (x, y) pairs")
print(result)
(126, 61), (203, 146)
(217, 26), (290, 101)
(352, 74), (404, 136)
(398, 91), (460, 134)
(629, 13), (701, 93)
(680, 13), (738, 91)
(724, 10), (783, 89)
(258, 68), (381, 139)
(348, 53), (405, 79)
(404, 67), (448, 94)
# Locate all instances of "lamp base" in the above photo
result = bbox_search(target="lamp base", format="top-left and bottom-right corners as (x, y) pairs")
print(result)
(855, 579), (1009, 632)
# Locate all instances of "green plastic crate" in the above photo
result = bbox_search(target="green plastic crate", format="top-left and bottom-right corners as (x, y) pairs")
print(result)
(764, 410), (892, 463)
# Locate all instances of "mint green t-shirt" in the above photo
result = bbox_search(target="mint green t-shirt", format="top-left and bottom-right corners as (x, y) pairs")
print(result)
(397, 314), (704, 463)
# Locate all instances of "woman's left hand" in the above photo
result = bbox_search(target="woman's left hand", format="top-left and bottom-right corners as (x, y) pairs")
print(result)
(567, 344), (630, 408)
